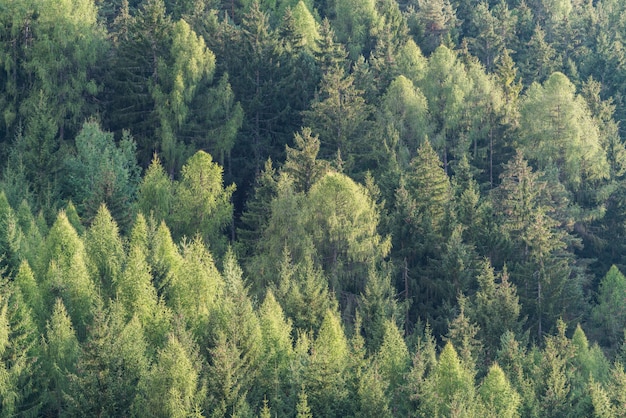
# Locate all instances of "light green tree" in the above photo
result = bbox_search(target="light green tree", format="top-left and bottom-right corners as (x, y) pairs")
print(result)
(592, 265), (626, 349)
(479, 363), (521, 418)
(84, 204), (125, 301)
(304, 309), (349, 417)
(420, 342), (476, 417)
(174, 151), (235, 255)
(42, 211), (99, 339)
(42, 299), (80, 415)
(519, 72), (609, 191)
(134, 332), (204, 417)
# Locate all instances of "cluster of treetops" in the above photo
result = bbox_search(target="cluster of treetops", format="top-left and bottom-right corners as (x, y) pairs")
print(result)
(3, 0), (626, 416)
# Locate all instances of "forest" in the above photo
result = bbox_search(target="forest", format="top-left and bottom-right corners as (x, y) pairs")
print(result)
(2, 0), (626, 416)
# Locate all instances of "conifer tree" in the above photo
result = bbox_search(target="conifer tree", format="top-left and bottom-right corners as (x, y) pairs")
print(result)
(376, 320), (410, 414)
(304, 309), (349, 417)
(305, 172), (391, 297)
(14, 261), (44, 328)
(420, 342), (476, 417)
(134, 332), (205, 417)
(414, 0), (459, 54)
(63, 121), (140, 229)
(42, 299), (80, 415)
(360, 268), (399, 354)
(174, 151), (235, 256)
(149, 220), (183, 293)
(303, 65), (372, 173)
(254, 289), (294, 415)
(167, 237), (223, 342)
(0, 283), (41, 417)
(237, 158), (279, 263)
(137, 154), (175, 224)
(207, 250), (262, 416)
(591, 265), (626, 349)
(283, 128), (331, 193)
(519, 71), (609, 191)
(42, 211), (99, 339)
(470, 259), (523, 360)
(296, 386), (313, 418)
(479, 363), (521, 418)
(84, 204), (125, 301)
(274, 247), (336, 334)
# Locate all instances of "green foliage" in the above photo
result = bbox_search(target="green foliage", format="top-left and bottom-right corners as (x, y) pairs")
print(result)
(592, 265), (626, 349)
(479, 363), (520, 418)
(420, 342), (476, 417)
(42, 299), (79, 415)
(64, 121), (140, 228)
(84, 204), (125, 301)
(304, 309), (349, 417)
(0, 282), (41, 417)
(134, 332), (204, 417)
(174, 151), (235, 254)
(6, 0), (626, 415)
(42, 211), (100, 339)
(519, 72), (609, 191)
(305, 172), (391, 296)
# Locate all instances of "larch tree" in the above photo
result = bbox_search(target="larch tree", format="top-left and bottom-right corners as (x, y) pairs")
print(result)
(42, 211), (99, 340)
(137, 154), (175, 225)
(376, 319), (410, 414)
(0, 283), (41, 417)
(478, 363), (521, 418)
(305, 172), (391, 298)
(518, 72), (609, 192)
(591, 265), (626, 349)
(174, 151), (235, 256)
(253, 289), (294, 415)
(133, 332), (205, 417)
(304, 309), (349, 417)
(84, 204), (126, 302)
(41, 299), (80, 416)
(420, 342), (477, 417)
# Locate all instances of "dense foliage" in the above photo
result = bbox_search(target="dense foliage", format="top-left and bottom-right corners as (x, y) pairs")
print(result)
(2, 0), (626, 416)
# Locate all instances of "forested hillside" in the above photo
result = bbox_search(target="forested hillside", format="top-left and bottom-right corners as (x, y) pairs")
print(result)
(2, 0), (626, 416)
